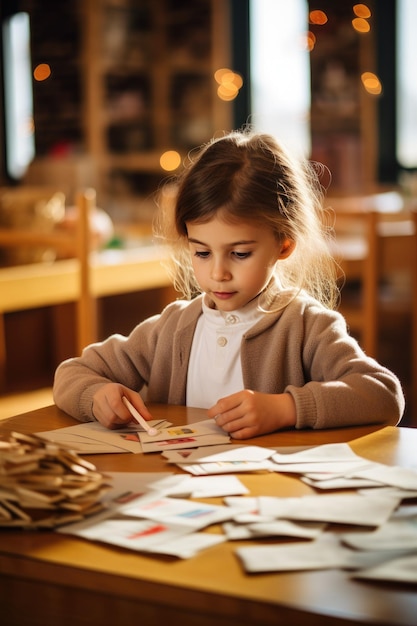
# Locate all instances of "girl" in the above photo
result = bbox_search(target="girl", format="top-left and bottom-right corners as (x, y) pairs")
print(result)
(53, 130), (405, 438)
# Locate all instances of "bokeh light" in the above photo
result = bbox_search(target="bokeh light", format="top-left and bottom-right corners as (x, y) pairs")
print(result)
(214, 67), (243, 101)
(353, 4), (371, 19)
(160, 150), (181, 172)
(352, 17), (371, 33)
(33, 63), (51, 81)
(309, 10), (328, 25)
(361, 71), (382, 95)
(306, 31), (316, 52)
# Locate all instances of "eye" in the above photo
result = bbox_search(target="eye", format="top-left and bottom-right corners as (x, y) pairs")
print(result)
(194, 250), (210, 259)
(233, 251), (252, 259)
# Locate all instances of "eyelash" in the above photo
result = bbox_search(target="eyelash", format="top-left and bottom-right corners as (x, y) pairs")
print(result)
(193, 251), (252, 260)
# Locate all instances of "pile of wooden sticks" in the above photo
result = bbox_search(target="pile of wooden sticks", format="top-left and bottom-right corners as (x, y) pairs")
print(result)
(0, 431), (110, 528)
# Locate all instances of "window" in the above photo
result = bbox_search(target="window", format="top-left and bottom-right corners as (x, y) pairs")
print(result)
(250, 0), (310, 157)
(396, 0), (417, 168)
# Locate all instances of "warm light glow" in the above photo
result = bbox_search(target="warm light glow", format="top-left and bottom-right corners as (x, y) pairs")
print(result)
(26, 116), (35, 135)
(222, 71), (243, 89)
(306, 31), (316, 51)
(33, 63), (51, 81)
(214, 68), (232, 84)
(214, 67), (243, 101)
(361, 71), (382, 95)
(352, 17), (371, 33)
(353, 4), (371, 19)
(309, 10), (328, 25)
(159, 150), (181, 171)
(217, 84), (238, 101)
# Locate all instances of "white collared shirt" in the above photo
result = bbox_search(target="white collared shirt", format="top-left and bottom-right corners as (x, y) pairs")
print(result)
(186, 295), (265, 409)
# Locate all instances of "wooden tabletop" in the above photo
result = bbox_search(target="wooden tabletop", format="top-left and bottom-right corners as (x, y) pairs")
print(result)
(1, 404), (416, 626)
(0, 245), (171, 313)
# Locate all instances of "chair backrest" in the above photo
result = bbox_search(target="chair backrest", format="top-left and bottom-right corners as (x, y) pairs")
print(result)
(328, 193), (417, 421)
(0, 188), (97, 390)
(330, 206), (379, 356)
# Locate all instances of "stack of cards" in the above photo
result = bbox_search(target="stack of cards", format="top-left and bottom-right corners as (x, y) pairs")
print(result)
(162, 444), (275, 474)
(137, 419), (230, 453)
(0, 431), (111, 528)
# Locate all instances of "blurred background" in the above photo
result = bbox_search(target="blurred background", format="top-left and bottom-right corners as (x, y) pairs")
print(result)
(0, 0), (416, 424)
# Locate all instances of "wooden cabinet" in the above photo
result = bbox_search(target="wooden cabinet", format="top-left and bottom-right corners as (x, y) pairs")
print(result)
(82, 0), (233, 223)
(308, 0), (377, 191)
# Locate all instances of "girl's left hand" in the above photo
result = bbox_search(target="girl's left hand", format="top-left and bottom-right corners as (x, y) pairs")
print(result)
(207, 390), (296, 439)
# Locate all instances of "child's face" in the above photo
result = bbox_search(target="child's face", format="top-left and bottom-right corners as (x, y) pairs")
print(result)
(186, 216), (290, 311)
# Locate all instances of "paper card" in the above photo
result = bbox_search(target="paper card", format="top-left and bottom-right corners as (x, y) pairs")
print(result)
(178, 459), (274, 476)
(162, 444), (276, 464)
(78, 420), (171, 452)
(38, 420), (171, 454)
(59, 516), (193, 551)
(358, 486), (417, 500)
(258, 493), (401, 526)
(156, 475), (249, 498)
(223, 520), (324, 541)
(352, 554), (417, 584)
(148, 532), (226, 558)
(392, 503), (417, 518)
(138, 419), (228, 445)
(302, 476), (382, 490)
(37, 430), (132, 454)
(222, 521), (256, 540)
(352, 464), (417, 491)
(224, 496), (259, 511)
(101, 472), (175, 505)
(222, 497), (273, 523)
(235, 534), (352, 573)
(341, 518), (417, 551)
(249, 520), (325, 539)
(271, 460), (370, 476)
(271, 443), (365, 465)
(141, 434), (230, 453)
(120, 495), (237, 530)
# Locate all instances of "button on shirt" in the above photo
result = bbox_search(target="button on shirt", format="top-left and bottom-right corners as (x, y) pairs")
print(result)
(186, 296), (265, 409)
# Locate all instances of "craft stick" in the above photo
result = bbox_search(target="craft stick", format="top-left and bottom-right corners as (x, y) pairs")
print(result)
(122, 397), (159, 436)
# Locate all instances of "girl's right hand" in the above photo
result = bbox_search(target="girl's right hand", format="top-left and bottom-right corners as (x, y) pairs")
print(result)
(92, 383), (152, 429)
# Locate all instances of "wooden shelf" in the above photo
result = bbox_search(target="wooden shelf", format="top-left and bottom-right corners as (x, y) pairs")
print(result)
(83, 0), (233, 222)
(308, 0), (377, 191)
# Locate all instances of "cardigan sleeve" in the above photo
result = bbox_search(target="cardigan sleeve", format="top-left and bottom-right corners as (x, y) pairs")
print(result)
(53, 322), (156, 422)
(53, 298), (200, 422)
(285, 302), (405, 429)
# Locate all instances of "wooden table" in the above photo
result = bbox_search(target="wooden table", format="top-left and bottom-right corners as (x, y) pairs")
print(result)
(0, 245), (174, 391)
(0, 245), (171, 313)
(1, 405), (416, 626)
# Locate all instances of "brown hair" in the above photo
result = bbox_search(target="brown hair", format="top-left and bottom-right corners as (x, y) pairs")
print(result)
(154, 129), (338, 308)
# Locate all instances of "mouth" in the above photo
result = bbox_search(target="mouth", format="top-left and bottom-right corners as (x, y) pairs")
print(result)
(212, 291), (236, 300)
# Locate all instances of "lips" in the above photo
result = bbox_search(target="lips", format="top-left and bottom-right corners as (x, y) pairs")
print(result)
(213, 291), (236, 299)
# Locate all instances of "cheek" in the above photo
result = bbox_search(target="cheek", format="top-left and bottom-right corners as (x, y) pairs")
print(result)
(190, 258), (206, 282)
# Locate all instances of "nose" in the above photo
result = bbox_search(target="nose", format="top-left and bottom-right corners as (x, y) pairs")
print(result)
(211, 258), (231, 281)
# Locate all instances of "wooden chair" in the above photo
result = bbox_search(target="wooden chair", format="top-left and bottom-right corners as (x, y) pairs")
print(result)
(327, 191), (417, 421)
(0, 188), (97, 392)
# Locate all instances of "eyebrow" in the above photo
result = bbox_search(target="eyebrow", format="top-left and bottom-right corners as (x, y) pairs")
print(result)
(187, 237), (258, 246)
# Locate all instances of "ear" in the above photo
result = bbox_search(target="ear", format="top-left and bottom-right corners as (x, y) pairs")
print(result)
(277, 238), (295, 260)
